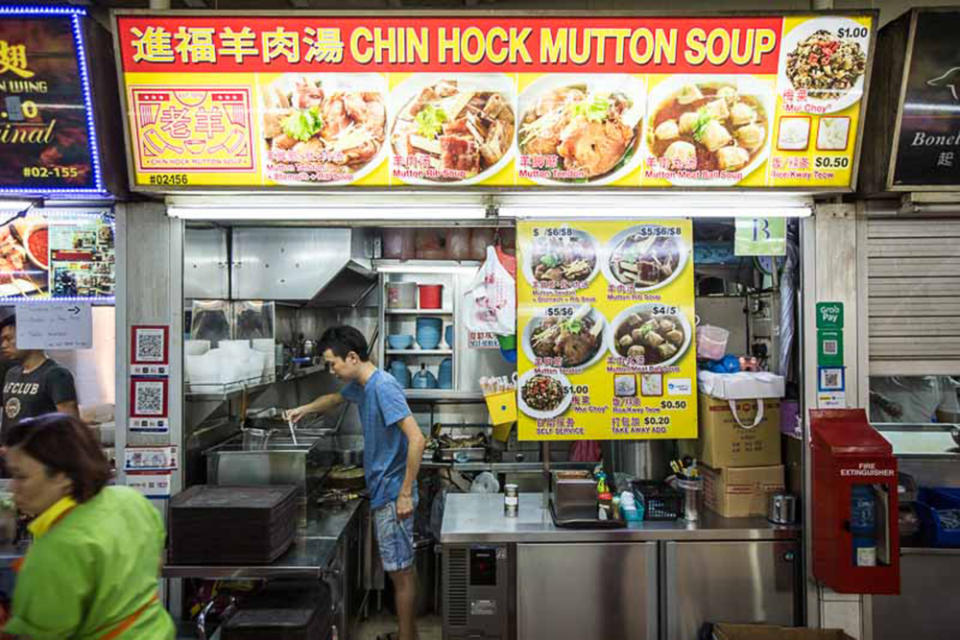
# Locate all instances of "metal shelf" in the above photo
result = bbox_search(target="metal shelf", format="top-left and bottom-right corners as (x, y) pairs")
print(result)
(387, 349), (453, 356)
(405, 390), (484, 403)
(186, 365), (326, 401)
(385, 309), (453, 315)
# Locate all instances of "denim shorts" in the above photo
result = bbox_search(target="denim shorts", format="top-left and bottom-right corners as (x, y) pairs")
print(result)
(373, 497), (417, 573)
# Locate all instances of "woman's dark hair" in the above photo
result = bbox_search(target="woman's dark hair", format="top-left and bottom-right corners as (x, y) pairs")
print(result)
(5, 413), (111, 502)
(318, 325), (369, 362)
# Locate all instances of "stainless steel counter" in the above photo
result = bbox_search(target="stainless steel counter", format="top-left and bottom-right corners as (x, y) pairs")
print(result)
(441, 492), (798, 543)
(162, 497), (364, 579)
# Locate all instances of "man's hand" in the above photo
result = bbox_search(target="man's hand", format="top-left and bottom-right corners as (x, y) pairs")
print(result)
(396, 493), (414, 520)
(283, 406), (309, 424)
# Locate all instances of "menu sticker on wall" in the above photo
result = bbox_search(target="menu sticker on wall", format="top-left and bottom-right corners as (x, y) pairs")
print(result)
(517, 220), (697, 440)
(123, 445), (178, 472)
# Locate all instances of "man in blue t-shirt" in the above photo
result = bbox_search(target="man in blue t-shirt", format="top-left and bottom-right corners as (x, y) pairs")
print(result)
(286, 326), (425, 640)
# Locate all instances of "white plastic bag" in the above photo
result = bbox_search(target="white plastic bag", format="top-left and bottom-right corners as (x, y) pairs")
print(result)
(463, 246), (516, 336)
(698, 370), (785, 429)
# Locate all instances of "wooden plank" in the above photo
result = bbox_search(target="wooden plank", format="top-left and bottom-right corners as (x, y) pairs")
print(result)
(868, 257), (960, 277)
(868, 220), (960, 239)
(869, 277), (960, 297)
(869, 296), (960, 316)
(867, 238), (960, 258)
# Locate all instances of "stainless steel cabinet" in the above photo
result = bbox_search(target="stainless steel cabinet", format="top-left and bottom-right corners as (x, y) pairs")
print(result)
(873, 550), (960, 640)
(662, 541), (800, 640)
(517, 542), (658, 640)
(184, 228), (228, 299)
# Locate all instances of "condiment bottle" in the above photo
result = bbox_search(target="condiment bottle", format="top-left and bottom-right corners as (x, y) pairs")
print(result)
(598, 492), (613, 521)
(504, 484), (519, 517)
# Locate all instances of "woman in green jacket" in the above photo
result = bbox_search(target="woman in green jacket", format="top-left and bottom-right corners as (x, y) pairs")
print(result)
(2, 413), (174, 640)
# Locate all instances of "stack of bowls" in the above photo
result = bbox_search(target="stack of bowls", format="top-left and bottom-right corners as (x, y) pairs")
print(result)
(416, 318), (443, 350)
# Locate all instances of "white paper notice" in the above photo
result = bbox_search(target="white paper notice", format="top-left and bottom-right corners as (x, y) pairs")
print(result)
(16, 302), (93, 349)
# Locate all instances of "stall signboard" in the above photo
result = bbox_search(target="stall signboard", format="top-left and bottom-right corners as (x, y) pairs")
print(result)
(0, 6), (102, 194)
(114, 12), (874, 191)
(517, 219), (697, 440)
(890, 10), (960, 187)
(0, 207), (115, 303)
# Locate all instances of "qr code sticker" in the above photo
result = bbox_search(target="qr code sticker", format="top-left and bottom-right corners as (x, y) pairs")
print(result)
(820, 368), (843, 390)
(823, 340), (838, 356)
(135, 329), (166, 363)
(134, 380), (166, 416)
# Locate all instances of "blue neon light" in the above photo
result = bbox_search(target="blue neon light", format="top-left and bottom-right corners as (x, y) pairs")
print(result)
(0, 5), (106, 196)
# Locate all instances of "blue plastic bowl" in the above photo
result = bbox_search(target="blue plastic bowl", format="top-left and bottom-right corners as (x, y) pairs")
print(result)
(416, 317), (443, 350)
(388, 334), (414, 350)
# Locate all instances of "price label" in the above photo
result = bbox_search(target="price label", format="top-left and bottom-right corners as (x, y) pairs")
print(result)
(652, 305), (678, 315)
(572, 385), (589, 395)
(644, 416), (671, 426)
(837, 26), (868, 39)
(532, 226), (574, 238)
(814, 156), (850, 169)
(546, 306), (575, 318)
(636, 226), (682, 238)
(661, 400), (688, 410)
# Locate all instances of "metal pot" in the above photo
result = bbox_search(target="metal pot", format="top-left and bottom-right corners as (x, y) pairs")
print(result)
(768, 492), (798, 525)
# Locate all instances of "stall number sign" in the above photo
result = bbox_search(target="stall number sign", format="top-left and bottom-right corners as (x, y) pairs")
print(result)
(735, 218), (786, 256)
(15, 302), (92, 349)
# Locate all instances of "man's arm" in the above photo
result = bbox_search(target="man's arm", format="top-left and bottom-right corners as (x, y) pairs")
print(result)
(396, 415), (426, 520)
(56, 400), (79, 418)
(285, 393), (344, 423)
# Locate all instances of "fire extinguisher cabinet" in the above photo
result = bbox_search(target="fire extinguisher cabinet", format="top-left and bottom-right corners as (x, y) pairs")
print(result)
(811, 409), (900, 595)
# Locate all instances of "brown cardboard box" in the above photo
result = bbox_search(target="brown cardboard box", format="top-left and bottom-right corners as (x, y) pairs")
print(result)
(698, 392), (782, 468)
(712, 624), (854, 640)
(702, 464), (784, 518)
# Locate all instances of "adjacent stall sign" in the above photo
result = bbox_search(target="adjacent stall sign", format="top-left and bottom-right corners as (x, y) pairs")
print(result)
(15, 300), (92, 349)
(0, 6), (102, 194)
(517, 219), (697, 440)
(890, 9), (960, 187)
(114, 13), (873, 191)
(734, 217), (786, 256)
(0, 208), (115, 302)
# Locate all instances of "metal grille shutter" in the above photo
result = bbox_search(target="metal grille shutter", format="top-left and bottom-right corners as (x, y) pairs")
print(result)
(868, 218), (960, 373)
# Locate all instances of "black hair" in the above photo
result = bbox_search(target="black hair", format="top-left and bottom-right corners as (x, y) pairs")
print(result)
(0, 315), (14, 331)
(5, 413), (111, 503)
(318, 326), (369, 362)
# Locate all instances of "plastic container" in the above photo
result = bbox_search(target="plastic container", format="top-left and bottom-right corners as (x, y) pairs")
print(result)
(389, 360), (411, 388)
(915, 487), (960, 547)
(632, 480), (684, 521)
(185, 339), (211, 356)
(438, 357), (453, 389)
(416, 317), (443, 349)
(697, 324), (730, 361)
(447, 228), (471, 260)
(383, 229), (416, 260)
(412, 364), (438, 389)
(484, 390), (518, 426)
(386, 282), (418, 309)
(620, 491), (642, 522)
(419, 284), (443, 309)
(469, 228), (495, 260)
(444, 325), (454, 349)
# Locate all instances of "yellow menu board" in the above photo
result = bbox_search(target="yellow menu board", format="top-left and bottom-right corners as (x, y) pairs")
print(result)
(114, 13), (874, 190)
(517, 220), (697, 441)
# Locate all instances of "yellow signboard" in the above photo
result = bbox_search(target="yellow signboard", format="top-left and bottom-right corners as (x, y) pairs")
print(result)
(517, 220), (698, 440)
(115, 13), (874, 190)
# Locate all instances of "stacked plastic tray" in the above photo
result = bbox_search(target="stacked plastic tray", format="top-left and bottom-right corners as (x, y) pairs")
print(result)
(170, 485), (299, 564)
(223, 581), (332, 640)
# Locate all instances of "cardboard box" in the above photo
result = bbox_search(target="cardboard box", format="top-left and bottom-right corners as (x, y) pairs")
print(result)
(698, 392), (782, 468)
(702, 464), (784, 518)
(712, 624), (854, 640)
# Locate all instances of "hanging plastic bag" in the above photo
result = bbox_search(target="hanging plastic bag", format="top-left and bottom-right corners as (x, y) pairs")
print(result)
(463, 246), (516, 336)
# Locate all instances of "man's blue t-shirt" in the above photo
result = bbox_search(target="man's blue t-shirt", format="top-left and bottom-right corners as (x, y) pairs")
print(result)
(340, 370), (415, 509)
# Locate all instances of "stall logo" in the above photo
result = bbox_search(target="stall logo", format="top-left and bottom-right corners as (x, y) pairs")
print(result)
(927, 67), (960, 102)
(0, 40), (34, 79)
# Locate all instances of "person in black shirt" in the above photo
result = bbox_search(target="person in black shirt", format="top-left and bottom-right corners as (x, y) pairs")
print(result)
(0, 316), (78, 440)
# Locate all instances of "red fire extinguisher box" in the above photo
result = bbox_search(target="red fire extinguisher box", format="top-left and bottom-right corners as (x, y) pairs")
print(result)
(811, 409), (899, 595)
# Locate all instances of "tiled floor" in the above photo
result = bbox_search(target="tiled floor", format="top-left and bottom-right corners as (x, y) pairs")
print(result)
(354, 612), (442, 640)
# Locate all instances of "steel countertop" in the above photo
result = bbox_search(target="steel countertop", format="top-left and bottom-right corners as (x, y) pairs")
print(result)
(441, 493), (799, 543)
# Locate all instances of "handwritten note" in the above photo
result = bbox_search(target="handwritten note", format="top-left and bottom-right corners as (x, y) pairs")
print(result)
(16, 302), (93, 349)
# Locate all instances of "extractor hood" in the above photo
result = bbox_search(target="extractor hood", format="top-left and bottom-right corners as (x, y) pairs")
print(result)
(231, 227), (376, 306)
